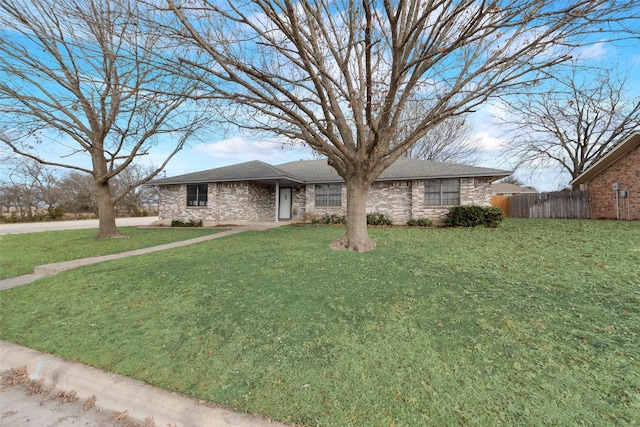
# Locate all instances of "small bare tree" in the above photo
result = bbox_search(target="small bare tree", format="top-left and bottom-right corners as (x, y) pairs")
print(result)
(0, 0), (209, 238)
(500, 65), (640, 184)
(402, 116), (479, 164)
(59, 172), (99, 216)
(112, 164), (159, 216)
(31, 163), (66, 219)
(167, 0), (635, 251)
(0, 159), (42, 220)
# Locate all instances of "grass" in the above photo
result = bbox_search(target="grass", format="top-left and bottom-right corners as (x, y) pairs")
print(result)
(0, 226), (225, 279)
(1, 219), (639, 426)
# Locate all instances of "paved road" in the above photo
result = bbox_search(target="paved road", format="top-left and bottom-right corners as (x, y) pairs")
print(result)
(0, 217), (158, 235)
(1, 384), (121, 427)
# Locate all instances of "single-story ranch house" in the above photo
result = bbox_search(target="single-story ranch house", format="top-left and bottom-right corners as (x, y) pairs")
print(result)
(571, 131), (639, 220)
(151, 158), (511, 226)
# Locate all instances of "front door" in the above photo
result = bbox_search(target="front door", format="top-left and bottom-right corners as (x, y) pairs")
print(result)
(279, 187), (292, 220)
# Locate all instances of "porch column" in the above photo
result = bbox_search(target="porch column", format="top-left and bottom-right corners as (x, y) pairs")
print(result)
(275, 181), (280, 222)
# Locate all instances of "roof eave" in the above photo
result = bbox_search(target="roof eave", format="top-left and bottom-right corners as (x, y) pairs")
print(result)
(152, 172), (512, 186)
(150, 175), (305, 186)
(376, 172), (512, 181)
(571, 131), (640, 186)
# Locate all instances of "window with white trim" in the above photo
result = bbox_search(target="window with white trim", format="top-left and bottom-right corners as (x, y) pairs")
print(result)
(187, 184), (208, 206)
(424, 179), (460, 206)
(315, 184), (342, 207)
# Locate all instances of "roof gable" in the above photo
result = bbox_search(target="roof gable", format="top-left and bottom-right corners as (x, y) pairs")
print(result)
(571, 131), (640, 186)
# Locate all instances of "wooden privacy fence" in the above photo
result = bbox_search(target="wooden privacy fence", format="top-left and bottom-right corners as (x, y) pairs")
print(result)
(490, 196), (510, 217)
(508, 191), (591, 219)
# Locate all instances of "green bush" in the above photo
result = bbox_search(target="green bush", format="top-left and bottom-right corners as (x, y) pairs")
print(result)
(406, 218), (433, 227)
(312, 214), (346, 225)
(367, 212), (392, 226)
(171, 219), (203, 227)
(48, 208), (65, 221)
(312, 213), (393, 226)
(445, 206), (504, 228)
(483, 207), (505, 228)
(2, 212), (19, 223)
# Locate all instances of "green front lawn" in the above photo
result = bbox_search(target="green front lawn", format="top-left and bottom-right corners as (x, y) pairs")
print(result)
(1, 219), (639, 425)
(0, 226), (225, 279)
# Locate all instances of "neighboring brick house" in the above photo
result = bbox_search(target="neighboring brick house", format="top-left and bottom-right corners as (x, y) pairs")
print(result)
(571, 131), (640, 220)
(151, 158), (511, 225)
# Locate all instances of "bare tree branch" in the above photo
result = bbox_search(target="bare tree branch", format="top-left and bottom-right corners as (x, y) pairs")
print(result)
(402, 116), (480, 164)
(500, 64), (640, 184)
(0, 0), (211, 237)
(165, 0), (636, 251)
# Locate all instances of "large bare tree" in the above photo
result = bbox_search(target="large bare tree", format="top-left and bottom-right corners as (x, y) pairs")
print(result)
(168, 0), (635, 251)
(500, 65), (640, 184)
(0, 0), (209, 238)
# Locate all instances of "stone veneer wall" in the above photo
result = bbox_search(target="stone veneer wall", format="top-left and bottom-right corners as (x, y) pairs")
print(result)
(158, 184), (217, 223)
(582, 144), (640, 220)
(461, 177), (494, 206)
(216, 182), (248, 222)
(291, 186), (307, 220)
(408, 178), (494, 223)
(160, 177), (497, 225)
(159, 182), (275, 225)
(367, 181), (412, 223)
(246, 183), (275, 221)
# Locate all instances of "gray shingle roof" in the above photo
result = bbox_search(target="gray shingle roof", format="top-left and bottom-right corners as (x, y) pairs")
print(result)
(376, 157), (510, 180)
(151, 158), (511, 185)
(150, 160), (294, 185)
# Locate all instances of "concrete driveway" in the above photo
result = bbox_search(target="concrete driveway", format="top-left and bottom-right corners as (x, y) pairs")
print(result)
(0, 217), (158, 235)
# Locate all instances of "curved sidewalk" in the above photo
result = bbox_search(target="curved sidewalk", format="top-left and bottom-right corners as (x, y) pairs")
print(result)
(0, 222), (287, 290)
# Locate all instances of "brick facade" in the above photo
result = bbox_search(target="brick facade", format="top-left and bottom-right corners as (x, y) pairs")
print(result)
(159, 177), (495, 225)
(580, 144), (640, 220)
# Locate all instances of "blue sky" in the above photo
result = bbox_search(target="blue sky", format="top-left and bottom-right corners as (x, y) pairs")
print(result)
(2, 7), (639, 192)
(145, 33), (640, 192)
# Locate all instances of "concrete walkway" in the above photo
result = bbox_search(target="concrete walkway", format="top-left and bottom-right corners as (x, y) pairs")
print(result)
(1, 220), (292, 427)
(0, 221), (288, 290)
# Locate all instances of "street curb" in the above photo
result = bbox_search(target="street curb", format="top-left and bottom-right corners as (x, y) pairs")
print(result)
(0, 341), (289, 427)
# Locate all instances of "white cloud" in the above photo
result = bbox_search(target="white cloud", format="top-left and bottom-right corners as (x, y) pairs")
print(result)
(192, 136), (280, 160)
(474, 131), (505, 151)
(155, 135), (315, 177)
(573, 41), (607, 61)
(191, 136), (313, 162)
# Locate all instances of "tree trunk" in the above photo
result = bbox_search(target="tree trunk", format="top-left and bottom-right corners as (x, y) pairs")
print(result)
(331, 179), (376, 252)
(95, 179), (127, 239)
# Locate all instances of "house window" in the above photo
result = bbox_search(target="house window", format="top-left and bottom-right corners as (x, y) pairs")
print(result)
(187, 184), (208, 206)
(424, 179), (460, 206)
(315, 184), (342, 207)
